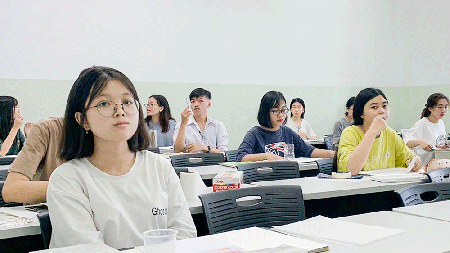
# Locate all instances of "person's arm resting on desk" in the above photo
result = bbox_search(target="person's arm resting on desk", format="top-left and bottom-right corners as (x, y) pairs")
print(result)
(2, 121), (54, 204)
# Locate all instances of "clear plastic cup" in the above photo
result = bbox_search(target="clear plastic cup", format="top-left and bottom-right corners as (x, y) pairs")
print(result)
(284, 143), (295, 160)
(143, 229), (178, 253)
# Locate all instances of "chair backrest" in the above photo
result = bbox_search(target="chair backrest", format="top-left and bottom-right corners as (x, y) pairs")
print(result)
(170, 153), (225, 167)
(37, 211), (52, 249)
(426, 168), (450, 183)
(236, 161), (300, 184)
(315, 158), (335, 175)
(199, 185), (305, 234)
(174, 167), (189, 177)
(0, 156), (15, 165)
(148, 147), (160, 154)
(395, 182), (450, 207)
(0, 166), (8, 181)
(323, 135), (334, 150)
(224, 150), (239, 162)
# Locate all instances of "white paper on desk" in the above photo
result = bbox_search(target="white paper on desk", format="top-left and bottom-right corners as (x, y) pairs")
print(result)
(180, 172), (208, 200)
(272, 216), (405, 246)
(289, 157), (323, 164)
(213, 227), (328, 252)
(31, 242), (120, 253)
(0, 207), (38, 219)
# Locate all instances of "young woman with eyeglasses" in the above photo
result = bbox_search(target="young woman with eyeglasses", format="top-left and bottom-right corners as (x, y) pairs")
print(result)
(236, 91), (334, 162)
(285, 98), (317, 140)
(0, 96), (26, 156)
(337, 88), (421, 175)
(47, 66), (196, 249)
(144, 95), (176, 147)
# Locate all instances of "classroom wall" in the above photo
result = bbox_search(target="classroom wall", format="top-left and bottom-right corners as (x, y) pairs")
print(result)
(2, 78), (449, 149)
(1, 1), (450, 87)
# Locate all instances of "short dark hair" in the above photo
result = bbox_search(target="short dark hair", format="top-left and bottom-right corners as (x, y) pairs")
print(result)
(189, 88), (211, 100)
(421, 93), (449, 118)
(353, 88), (387, 126)
(345, 96), (356, 116)
(144, 95), (175, 133)
(0, 96), (18, 141)
(257, 91), (286, 128)
(61, 66), (150, 161)
(290, 98), (305, 119)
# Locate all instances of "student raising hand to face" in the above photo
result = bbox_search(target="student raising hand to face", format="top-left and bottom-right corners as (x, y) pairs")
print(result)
(337, 88), (420, 175)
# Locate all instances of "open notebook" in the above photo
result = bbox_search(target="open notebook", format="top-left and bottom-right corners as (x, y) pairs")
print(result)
(359, 167), (428, 183)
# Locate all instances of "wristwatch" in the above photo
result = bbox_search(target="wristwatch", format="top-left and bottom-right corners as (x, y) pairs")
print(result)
(207, 146), (211, 153)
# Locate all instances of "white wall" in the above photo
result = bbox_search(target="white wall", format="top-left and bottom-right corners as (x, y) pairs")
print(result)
(1, 1), (450, 86)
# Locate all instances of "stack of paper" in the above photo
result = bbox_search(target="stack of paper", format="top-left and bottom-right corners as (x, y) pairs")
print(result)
(359, 168), (428, 183)
(32, 242), (120, 252)
(272, 216), (404, 246)
(213, 227), (328, 253)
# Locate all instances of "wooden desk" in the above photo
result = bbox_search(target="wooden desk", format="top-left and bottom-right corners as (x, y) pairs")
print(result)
(392, 199), (450, 222)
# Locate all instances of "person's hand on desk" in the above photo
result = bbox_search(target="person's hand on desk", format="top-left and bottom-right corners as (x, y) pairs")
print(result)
(298, 132), (308, 139)
(418, 140), (433, 152)
(309, 136), (318, 140)
(185, 144), (206, 153)
(406, 156), (423, 172)
(264, 153), (284, 161)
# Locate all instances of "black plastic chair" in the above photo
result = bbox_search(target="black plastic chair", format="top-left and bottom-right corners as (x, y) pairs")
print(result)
(426, 167), (450, 183)
(37, 211), (52, 249)
(236, 161), (300, 184)
(174, 167), (189, 177)
(0, 156), (15, 165)
(395, 182), (450, 207)
(323, 135), (334, 150)
(170, 153), (225, 168)
(148, 147), (160, 154)
(199, 185), (305, 234)
(224, 150), (239, 162)
(315, 158), (335, 175)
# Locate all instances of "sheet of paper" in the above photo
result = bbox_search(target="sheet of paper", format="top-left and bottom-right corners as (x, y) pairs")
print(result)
(272, 216), (404, 246)
(32, 242), (120, 253)
(289, 158), (323, 164)
(213, 227), (328, 252)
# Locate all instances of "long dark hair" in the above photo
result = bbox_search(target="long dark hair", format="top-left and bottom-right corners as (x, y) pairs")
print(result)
(144, 95), (175, 133)
(421, 93), (449, 118)
(353, 88), (387, 126)
(290, 98), (305, 118)
(60, 66), (150, 161)
(257, 91), (287, 128)
(0, 96), (18, 141)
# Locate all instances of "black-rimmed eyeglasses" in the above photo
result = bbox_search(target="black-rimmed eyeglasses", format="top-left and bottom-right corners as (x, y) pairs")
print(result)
(86, 99), (140, 117)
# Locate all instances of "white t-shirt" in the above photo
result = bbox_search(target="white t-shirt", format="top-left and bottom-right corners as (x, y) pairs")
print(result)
(285, 117), (316, 139)
(173, 116), (229, 151)
(47, 150), (196, 249)
(403, 117), (447, 165)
